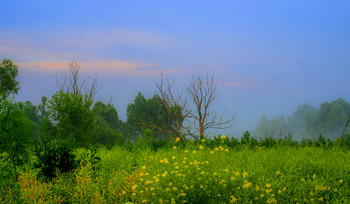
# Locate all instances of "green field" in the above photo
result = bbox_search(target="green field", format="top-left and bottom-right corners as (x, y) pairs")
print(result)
(1, 138), (349, 203)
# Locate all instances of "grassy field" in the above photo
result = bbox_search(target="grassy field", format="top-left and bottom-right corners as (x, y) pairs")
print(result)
(1, 139), (350, 203)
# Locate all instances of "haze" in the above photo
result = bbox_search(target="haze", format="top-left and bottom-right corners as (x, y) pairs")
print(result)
(1, 1), (350, 137)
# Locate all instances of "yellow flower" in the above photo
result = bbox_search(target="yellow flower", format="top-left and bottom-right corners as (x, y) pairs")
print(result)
(141, 166), (146, 170)
(243, 172), (248, 177)
(225, 148), (229, 152)
(301, 178), (305, 182)
(176, 137), (181, 142)
(266, 183), (271, 188)
(172, 156), (176, 160)
(213, 172), (218, 176)
(192, 150), (197, 154)
(339, 179), (344, 184)
(184, 150), (188, 153)
(199, 145), (204, 150)
(312, 174), (317, 179)
(173, 146), (177, 150)
(131, 185), (138, 190)
(276, 171), (280, 175)
(265, 189), (272, 194)
(277, 190), (282, 194)
(141, 199), (148, 203)
(333, 188), (338, 192)
(222, 135), (227, 139)
(319, 197), (324, 201)
(172, 187), (177, 191)
(201, 139), (206, 142)
(210, 151), (214, 154)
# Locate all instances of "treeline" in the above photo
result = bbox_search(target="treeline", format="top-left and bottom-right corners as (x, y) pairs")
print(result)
(255, 99), (350, 140)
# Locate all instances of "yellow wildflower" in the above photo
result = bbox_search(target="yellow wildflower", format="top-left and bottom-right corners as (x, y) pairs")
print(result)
(199, 145), (204, 150)
(312, 174), (317, 179)
(276, 171), (280, 175)
(176, 137), (181, 142)
(266, 183), (271, 188)
(193, 150), (197, 154)
(301, 178), (305, 182)
(222, 135), (227, 139)
(339, 179), (344, 184)
(173, 146), (177, 150)
(141, 166), (146, 170)
(201, 139), (205, 142)
(243, 172), (248, 177)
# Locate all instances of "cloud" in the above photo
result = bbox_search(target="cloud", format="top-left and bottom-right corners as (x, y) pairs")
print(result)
(19, 60), (181, 76)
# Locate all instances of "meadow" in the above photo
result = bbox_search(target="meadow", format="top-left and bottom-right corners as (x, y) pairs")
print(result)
(1, 135), (350, 203)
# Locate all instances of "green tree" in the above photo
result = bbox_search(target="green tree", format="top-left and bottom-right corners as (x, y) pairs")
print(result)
(38, 96), (49, 122)
(48, 90), (94, 147)
(93, 101), (122, 129)
(0, 59), (20, 96)
(0, 89), (32, 181)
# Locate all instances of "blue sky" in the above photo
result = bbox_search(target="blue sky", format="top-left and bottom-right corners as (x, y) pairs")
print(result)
(1, 1), (350, 136)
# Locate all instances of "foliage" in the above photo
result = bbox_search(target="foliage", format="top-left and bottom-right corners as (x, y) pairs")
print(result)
(0, 89), (32, 181)
(92, 116), (124, 148)
(48, 90), (94, 147)
(33, 136), (77, 181)
(0, 59), (19, 96)
(127, 92), (177, 140)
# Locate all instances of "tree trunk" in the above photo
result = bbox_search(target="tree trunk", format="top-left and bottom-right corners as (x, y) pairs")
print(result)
(340, 114), (350, 140)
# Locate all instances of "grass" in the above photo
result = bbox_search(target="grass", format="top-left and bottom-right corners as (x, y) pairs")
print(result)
(1, 140), (350, 203)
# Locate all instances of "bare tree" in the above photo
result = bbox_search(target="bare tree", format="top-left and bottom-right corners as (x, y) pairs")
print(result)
(56, 61), (101, 101)
(141, 73), (191, 140)
(186, 74), (234, 138)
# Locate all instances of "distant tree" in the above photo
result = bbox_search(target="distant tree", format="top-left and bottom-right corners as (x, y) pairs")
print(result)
(0, 88), (32, 181)
(308, 98), (350, 139)
(127, 92), (176, 140)
(0, 59), (20, 96)
(18, 100), (41, 139)
(49, 90), (94, 147)
(186, 74), (234, 139)
(38, 96), (49, 121)
(92, 101), (124, 147)
(255, 114), (288, 139)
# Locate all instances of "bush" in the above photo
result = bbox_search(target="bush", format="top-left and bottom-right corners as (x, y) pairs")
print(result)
(33, 136), (77, 181)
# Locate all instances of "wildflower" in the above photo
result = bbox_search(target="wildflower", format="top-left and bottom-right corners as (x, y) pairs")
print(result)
(173, 187), (177, 191)
(265, 189), (272, 194)
(201, 139), (205, 142)
(141, 166), (146, 170)
(255, 186), (260, 191)
(210, 151), (214, 154)
(277, 190), (282, 194)
(150, 187), (155, 191)
(172, 156), (176, 160)
(282, 187), (287, 191)
(312, 174), (317, 179)
(222, 135), (227, 139)
(122, 191), (126, 195)
(199, 145), (204, 150)
(229, 195), (237, 203)
(184, 150), (188, 153)
(213, 172), (218, 176)
(176, 137), (181, 142)
(141, 199), (148, 203)
(319, 197), (324, 201)
(225, 148), (229, 152)
(243, 172), (248, 177)
(301, 178), (305, 182)
(164, 159), (169, 164)
(193, 150), (197, 154)
(201, 171), (205, 175)
(243, 182), (252, 188)
(160, 160), (164, 163)
(266, 183), (271, 188)
(132, 193), (136, 196)
(339, 179), (344, 184)
(173, 146), (177, 150)
(276, 171), (280, 175)
(131, 185), (138, 190)
(215, 147), (219, 151)
(333, 188), (338, 192)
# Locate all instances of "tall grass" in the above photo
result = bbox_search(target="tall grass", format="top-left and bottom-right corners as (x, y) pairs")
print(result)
(1, 136), (349, 203)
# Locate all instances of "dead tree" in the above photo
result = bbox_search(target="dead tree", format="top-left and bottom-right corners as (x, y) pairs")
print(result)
(141, 73), (191, 140)
(186, 74), (234, 138)
(56, 61), (101, 101)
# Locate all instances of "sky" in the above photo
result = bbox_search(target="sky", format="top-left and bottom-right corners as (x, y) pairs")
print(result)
(1, 0), (350, 137)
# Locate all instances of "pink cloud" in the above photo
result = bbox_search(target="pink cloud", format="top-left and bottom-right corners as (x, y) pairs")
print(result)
(225, 82), (243, 86)
(19, 60), (181, 76)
